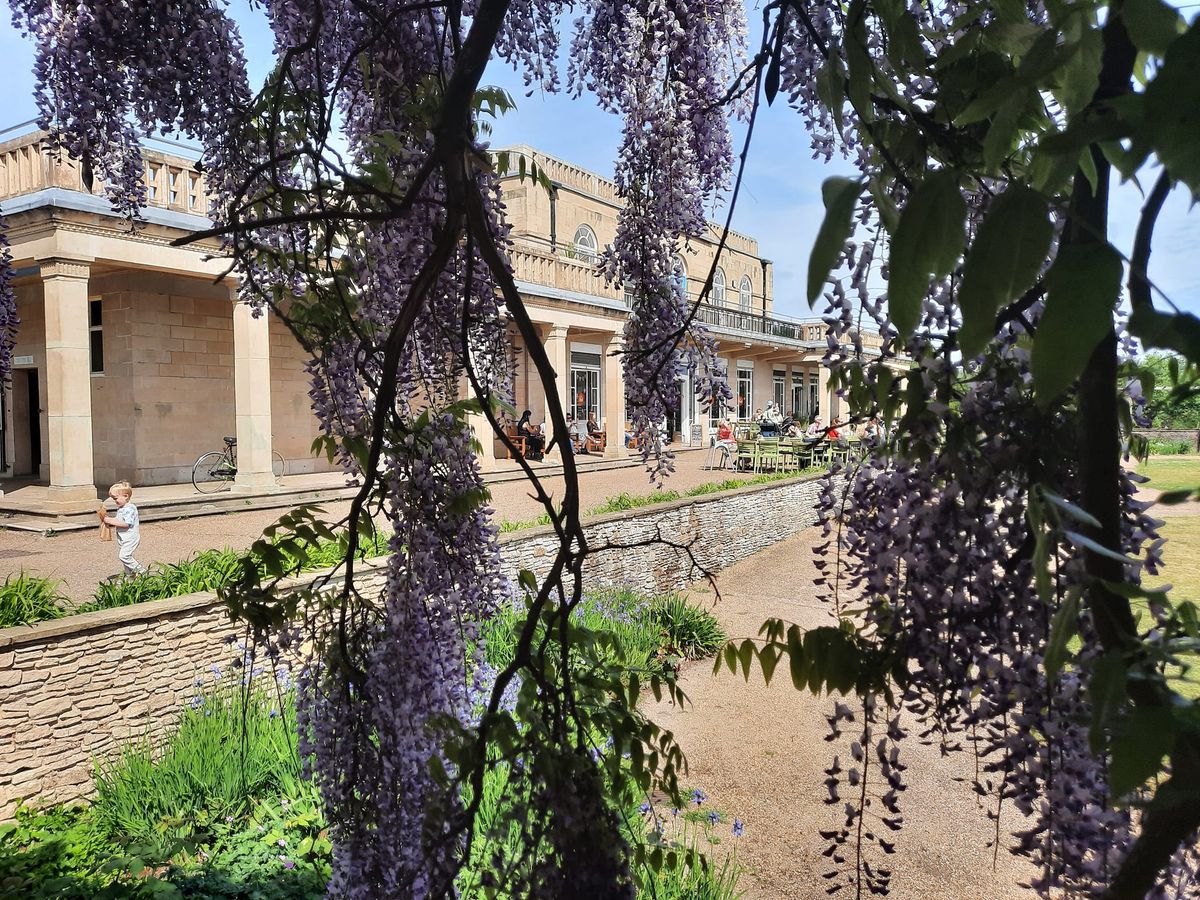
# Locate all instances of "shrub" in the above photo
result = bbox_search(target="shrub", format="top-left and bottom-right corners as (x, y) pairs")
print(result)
(652, 594), (726, 660)
(80, 549), (245, 614)
(0, 573), (68, 628)
(1148, 438), (1195, 455)
(589, 490), (683, 515)
(92, 678), (303, 845)
(480, 589), (724, 680)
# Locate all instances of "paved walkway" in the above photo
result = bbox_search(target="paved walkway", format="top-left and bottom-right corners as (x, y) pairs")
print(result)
(0, 449), (757, 603)
(656, 529), (1033, 899)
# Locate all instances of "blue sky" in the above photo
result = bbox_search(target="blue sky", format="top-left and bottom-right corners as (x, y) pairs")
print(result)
(1, 4), (1196, 320)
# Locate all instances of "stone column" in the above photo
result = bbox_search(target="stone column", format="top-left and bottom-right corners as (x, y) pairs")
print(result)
(543, 325), (569, 459)
(40, 256), (96, 502)
(232, 299), (277, 491)
(468, 411), (497, 472)
(603, 334), (627, 459)
(819, 363), (838, 423)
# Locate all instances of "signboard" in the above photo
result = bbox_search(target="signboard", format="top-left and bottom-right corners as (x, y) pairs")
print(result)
(12, 355), (33, 367)
(688, 424), (703, 447)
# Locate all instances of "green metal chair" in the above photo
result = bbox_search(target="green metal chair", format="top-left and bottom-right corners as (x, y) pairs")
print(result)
(735, 441), (757, 472)
(756, 438), (780, 473)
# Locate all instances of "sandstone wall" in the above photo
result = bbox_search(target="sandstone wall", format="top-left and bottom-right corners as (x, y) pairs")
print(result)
(0, 473), (826, 816)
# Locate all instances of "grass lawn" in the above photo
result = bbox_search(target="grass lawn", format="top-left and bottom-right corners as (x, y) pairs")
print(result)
(1136, 455), (1200, 493)
(1144, 516), (1200, 700)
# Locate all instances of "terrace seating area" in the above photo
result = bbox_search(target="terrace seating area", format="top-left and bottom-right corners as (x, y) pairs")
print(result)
(704, 420), (865, 473)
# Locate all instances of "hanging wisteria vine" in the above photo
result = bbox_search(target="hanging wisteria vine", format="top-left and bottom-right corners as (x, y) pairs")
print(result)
(719, 2), (1200, 898)
(8, 0), (1200, 897)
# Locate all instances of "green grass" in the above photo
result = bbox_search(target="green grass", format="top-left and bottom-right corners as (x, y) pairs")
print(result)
(1137, 455), (1200, 494)
(1144, 516), (1200, 700)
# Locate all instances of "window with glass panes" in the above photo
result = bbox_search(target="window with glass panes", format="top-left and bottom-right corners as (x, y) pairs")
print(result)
(570, 349), (602, 425)
(791, 372), (805, 419)
(808, 372), (820, 418)
(736, 365), (753, 420)
(89, 298), (103, 374)
(773, 370), (785, 410)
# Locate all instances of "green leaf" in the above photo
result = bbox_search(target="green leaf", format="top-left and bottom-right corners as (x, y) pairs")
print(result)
(874, 0), (924, 68)
(1053, 27), (1104, 117)
(1109, 707), (1175, 797)
(1141, 24), (1200, 192)
(1041, 489), (1102, 529)
(1129, 306), (1200, 364)
(815, 51), (847, 131)
(1032, 242), (1123, 404)
(958, 185), (1054, 357)
(983, 93), (1027, 173)
(1064, 529), (1137, 565)
(1123, 0), (1185, 55)
(845, 0), (874, 120)
(1044, 589), (1081, 682)
(807, 178), (863, 304)
(1088, 652), (1129, 754)
(887, 170), (967, 339)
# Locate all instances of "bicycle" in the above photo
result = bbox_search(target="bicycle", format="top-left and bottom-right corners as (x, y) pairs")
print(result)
(191, 436), (286, 494)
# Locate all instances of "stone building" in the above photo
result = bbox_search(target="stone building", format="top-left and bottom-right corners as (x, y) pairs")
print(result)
(0, 126), (868, 510)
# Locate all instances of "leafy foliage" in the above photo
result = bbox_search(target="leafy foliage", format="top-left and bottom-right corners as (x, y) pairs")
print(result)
(0, 572), (67, 628)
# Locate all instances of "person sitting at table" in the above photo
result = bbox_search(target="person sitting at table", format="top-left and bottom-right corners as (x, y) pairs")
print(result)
(713, 419), (737, 466)
(805, 416), (824, 437)
(828, 417), (843, 440)
(759, 401), (783, 436)
(786, 419), (804, 438)
(585, 413), (605, 453)
(516, 410), (545, 460)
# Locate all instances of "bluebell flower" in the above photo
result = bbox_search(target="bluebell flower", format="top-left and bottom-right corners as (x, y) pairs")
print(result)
(732, 818), (745, 837)
(210, 664), (223, 679)
(638, 801), (651, 815)
(670, 807), (680, 818)
(707, 811), (720, 826)
(691, 788), (707, 806)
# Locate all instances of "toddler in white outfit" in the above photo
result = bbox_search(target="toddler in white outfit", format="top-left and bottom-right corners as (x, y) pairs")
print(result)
(99, 481), (148, 576)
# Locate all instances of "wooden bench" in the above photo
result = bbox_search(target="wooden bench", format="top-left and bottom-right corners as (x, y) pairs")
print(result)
(504, 428), (528, 460)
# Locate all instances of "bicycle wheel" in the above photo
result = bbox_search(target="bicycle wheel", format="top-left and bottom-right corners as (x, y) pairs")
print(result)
(192, 451), (235, 494)
(272, 451), (286, 480)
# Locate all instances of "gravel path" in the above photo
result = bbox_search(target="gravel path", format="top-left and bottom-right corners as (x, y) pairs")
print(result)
(653, 528), (1036, 899)
(0, 450), (757, 603)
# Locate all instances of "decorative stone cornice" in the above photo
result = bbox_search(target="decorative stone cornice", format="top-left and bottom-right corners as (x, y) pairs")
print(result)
(36, 256), (92, 280)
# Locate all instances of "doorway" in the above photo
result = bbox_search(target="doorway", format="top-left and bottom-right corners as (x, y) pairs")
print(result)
(12, 369), (40, 477)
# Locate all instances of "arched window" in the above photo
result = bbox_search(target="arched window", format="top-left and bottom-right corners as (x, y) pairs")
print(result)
(712, 267), (726, 306)
(738, 275), (752, 312)
(672, 255), (688, 298)
(572, 224), (598, 263)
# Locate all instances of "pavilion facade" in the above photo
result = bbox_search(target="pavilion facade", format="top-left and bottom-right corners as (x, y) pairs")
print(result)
(0, 128), (861, 511)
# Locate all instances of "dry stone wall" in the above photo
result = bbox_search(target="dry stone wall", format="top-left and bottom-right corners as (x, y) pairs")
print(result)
(0, 473), (827, 816)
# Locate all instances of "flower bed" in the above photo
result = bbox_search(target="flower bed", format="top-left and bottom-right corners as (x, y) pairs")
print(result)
(0, 590), (741, 898)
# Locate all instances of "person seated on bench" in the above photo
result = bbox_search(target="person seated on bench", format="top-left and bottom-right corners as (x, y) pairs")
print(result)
(584, 413), (606, 453)
(516, 409), (545, 460)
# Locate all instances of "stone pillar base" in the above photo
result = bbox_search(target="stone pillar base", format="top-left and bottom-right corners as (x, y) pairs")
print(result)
(232, 473), (280, 493)
(46, 484), (99, 503)
(603, 444), (628, 460)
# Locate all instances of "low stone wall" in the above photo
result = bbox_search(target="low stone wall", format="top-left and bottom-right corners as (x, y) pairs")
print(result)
(1135, 429), (1200, 451)
(0, 472), (827, 816)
